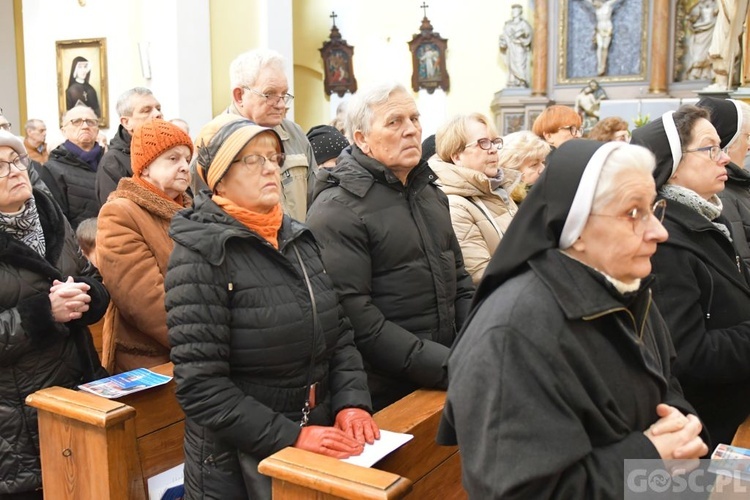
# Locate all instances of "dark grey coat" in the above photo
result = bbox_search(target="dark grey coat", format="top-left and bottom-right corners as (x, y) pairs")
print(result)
(306, 146), (475, 410)
(439, 249), (700, 499)
(651, 198), (750, 447)
(166, 193), (371, 499)
(719, 161), (750, 268)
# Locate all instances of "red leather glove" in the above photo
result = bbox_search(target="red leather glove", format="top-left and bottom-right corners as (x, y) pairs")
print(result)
(335, 408), (380, 445)
(293, 425), (364, 458)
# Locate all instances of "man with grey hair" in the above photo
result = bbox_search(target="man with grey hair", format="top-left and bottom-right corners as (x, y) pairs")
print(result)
(191, 48), (316, 221)
(306, 82), (474, 410)
(95, 87), (163, 204)
(23, 119), (48, 164)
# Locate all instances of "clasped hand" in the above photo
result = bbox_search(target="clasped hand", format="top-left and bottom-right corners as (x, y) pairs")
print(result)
(644, 404), (708, 462)
(49, 276), (91, 323)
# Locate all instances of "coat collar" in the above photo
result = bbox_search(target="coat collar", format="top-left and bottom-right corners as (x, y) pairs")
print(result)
(109, 177), (191, 220)
(0, 189), (66, 278)
(529, 248), (654, 321)
(169, 192), (309, 266)
(726, 161), (750, 186)
(312, 145), (438, 200)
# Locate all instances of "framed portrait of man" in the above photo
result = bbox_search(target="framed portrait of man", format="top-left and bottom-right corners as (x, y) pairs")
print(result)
(56, 37), (109, 128)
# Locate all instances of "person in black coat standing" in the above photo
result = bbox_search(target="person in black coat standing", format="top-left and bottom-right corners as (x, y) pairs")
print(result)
(0, 131), (108, 498)
(306, 82), (475, 411)
(439, 140), (707, 498)
(165, 115), (377, 499)
(43, 105), (103, 229)
(632, 105), (750, 447)
(95, 87), (163, 204)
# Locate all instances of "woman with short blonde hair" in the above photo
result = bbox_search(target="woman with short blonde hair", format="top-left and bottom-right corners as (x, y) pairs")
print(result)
(430, 113), (519, 284)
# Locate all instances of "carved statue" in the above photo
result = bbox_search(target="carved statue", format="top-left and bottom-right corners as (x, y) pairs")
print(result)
(575, 80), (608, 131)
(581, 0), (624, 76)
(707, 0), (750, 89)
(499, 4), (532, 87)
(685, 0), (718, 80)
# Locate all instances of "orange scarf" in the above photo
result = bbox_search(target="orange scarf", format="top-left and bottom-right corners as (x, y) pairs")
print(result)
(213, 195), (283, 249)
(132, 176), (188, 208)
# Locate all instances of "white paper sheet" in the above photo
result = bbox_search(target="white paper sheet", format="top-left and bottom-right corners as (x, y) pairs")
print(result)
(340, 430), (414, 468)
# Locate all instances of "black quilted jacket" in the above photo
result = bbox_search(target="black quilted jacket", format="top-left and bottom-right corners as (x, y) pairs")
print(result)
(44, 143), (102, 229)
(165, 193), (371, 499)
(0, 189), (108, 495)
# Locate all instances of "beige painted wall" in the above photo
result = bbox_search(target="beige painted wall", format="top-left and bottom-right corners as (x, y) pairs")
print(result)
(210, 1), (520, 133)
(209, 1), (264, 115)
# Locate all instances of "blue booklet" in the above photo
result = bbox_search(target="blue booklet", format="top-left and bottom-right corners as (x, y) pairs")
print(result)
(78, 368), (172, 399)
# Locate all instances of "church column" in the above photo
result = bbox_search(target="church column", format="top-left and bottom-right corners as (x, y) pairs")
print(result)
(531, 0), (548, 97)
(648, 0), (669, 94)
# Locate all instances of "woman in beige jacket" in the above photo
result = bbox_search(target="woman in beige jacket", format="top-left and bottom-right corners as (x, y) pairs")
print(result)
(96, 118), (193, 373)
(430, 113), (519, 284)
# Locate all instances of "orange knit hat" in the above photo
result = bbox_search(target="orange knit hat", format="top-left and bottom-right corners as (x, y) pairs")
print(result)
(131, 118), (194, 177)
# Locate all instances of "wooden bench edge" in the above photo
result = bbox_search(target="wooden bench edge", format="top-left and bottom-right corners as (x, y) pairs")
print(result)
(259, 447), (412, 500)
(26, 386), (135, 428)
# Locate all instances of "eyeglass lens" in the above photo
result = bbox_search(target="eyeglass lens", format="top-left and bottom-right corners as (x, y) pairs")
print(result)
(0, 156), (29, 177)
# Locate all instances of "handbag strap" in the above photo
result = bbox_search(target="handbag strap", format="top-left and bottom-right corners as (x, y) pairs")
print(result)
(466, 196), (504, 237)
(292, 242), (319, 427)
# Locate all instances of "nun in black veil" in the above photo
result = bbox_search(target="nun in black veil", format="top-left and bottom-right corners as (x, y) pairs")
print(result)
(437, 140), (708, 498)
(631, 105), (750, 450)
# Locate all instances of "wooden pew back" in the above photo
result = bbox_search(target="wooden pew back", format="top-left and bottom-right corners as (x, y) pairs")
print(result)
(26, 363), (183, 500)
(258, 389), (467, 499)
(29, 366), (465, 499)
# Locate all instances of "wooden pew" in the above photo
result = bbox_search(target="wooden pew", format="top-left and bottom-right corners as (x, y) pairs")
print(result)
(25, 363), (183, 500)
(28, 365), (465, 499)
(258, 389), (467, 499)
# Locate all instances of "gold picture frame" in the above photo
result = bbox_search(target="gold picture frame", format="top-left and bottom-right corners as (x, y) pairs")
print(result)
(557, 0), (648, 84)
(56, 37), (109, 128)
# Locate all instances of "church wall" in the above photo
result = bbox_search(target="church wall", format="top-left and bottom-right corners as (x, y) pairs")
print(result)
(19, 0), (212, 147)
(285, 0), (518, 134)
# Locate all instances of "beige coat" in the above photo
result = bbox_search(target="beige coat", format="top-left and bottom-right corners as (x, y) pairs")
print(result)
(97, 178), (190, 373)
(430, 159), (519, 284)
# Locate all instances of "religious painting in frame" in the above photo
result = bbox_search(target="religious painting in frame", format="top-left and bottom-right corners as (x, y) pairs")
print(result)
(557, 0), (648, 84)
(320, 21), (358, 98)
(408, 18), (450, 94)
(56, 37), (109, 128)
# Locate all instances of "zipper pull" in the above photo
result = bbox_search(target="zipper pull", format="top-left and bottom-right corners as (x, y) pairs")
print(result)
(737, 256), (742, 274)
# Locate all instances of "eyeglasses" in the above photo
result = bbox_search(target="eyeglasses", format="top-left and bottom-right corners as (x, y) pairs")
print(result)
(244, 87), (295, 105)
(590, 199), (667, 236)
(465, 137), (503, 150)
(559, 125), (582, 137)
(66, 118), (99, 128)
(682, 145), (728, 162)
(232, 152), (286, 171)
(0, 155), (30, 178)
(613, 131), (631, 143)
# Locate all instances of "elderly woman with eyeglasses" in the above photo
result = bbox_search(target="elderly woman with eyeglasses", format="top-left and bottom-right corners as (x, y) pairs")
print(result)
(439, 140), (707, 498)
(588, 116), (631, 143)
(532, 104), (583, 149)
(164, 115), (377, 499)
(632, 105), (750, 448)
(496, 130), (551, 204)
(430, 113), (520, 284)
(0, 131), (108, 498)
